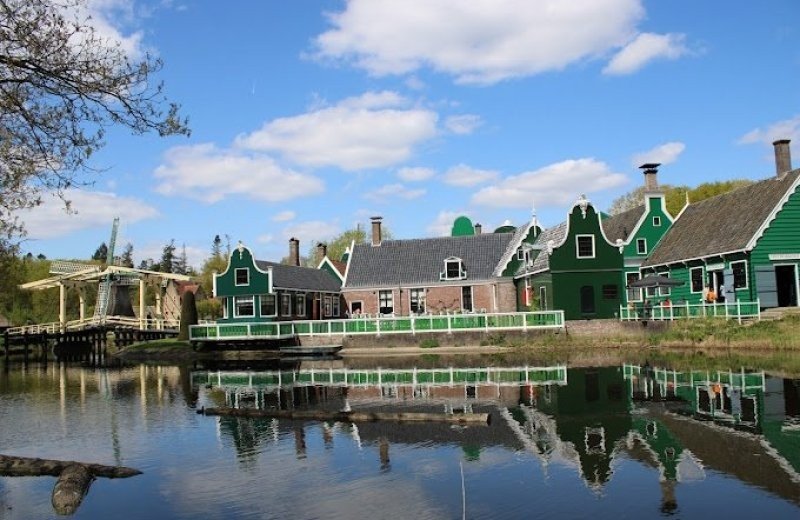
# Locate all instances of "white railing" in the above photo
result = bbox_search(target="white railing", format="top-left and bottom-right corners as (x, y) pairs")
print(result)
(190, 310), (566, 341)
(619, 299), (761, 324)
(6, 316), (180, 335)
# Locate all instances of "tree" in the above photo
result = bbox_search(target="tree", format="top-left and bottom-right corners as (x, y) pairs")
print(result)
(174, 243), (189, 275)
(314, 224), (394, 263)
(211, 235), (223, 259)
(120, 243), (134, 268)
(92, 242), (108, 262)
(160, 239), (176, 273)
(177, 291), (197, 341)
(608, 180), (754, 217)
(0, 0), (190, 252)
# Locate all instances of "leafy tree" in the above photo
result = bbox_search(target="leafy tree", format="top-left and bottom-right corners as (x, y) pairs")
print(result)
(609, 180), (754, 217)
(92, 242), (108, 262)
(0, 0), (189, 253)
(120, 243), (134, 268)
(160, 239), (176, 273)
(310, 224), (395, 264)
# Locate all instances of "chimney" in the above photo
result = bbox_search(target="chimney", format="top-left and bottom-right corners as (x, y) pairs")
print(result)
(316, 242), (327, 261)
(640, 163), (661, 192)
(774, 139), (792, 177)
(289, 237), (300, 266)
(474, 223), (482, 235)
(371, 216), (383, 246)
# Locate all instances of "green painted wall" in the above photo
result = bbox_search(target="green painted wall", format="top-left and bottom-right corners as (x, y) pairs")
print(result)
(451, 216), (475, 236)
(550, 204), (623, 319)
(214, 246), (273, 323)
(501, 224), (541, 277)
(750, 182), (800, 298)
(622, 195), (673, 259)
(319, 260), (344, 284)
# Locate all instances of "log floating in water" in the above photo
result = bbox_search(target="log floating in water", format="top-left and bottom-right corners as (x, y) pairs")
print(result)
(0, 454), (142, 478)
(200, 407), (490, 425)
(52, 464), (93, 516)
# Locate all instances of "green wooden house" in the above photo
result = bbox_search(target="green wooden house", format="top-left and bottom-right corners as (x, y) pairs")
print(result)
(517, 196), (624, 320)
(642, 140), (800, 308)
(213, 241), (342, 323)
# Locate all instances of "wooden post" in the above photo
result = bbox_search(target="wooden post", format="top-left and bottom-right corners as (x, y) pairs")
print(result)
(59, 283), (67, 333)
(155, 290), (162, 330)
(139, 279), (146, 330)
(3, 330), (8, 362)
(79, 290), (85, 323)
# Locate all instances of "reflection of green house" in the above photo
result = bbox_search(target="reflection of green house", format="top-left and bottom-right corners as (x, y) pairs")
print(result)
(642, 140), (800, 309)
(517, 197), (624, 319)
(214, 241), (342, 323)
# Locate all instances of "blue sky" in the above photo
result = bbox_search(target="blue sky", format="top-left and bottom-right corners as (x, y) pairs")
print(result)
(18, 0), (800, 267)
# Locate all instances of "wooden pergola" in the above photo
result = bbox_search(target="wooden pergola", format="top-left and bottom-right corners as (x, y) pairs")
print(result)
(20, 265), (192, 332)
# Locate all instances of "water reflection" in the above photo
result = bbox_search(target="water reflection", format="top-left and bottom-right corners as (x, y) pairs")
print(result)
(0, 359), (798, 519)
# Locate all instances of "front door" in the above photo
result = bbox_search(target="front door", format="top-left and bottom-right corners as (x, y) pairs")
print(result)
(776, 265), (799, 307)
(580, 286), (595, 315)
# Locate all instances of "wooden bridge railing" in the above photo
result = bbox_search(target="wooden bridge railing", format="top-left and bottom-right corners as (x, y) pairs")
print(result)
(6, 316), (180, 336)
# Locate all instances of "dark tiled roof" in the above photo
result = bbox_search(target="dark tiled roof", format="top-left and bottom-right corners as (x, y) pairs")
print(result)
(602, 205), (645, 243)
(255, 261), (342, 292)
(344, 233), (514, 288)
(643, 170), (800, 267)
(518, 222), (568, 275)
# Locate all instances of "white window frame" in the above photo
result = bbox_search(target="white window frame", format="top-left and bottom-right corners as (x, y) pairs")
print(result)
(516, 248), (525, 261)
(626, 272), (642, 302)
(690, 266), (704, 293)
(442, 257), (466, 280)
(259, 294), (276, 317)
(323, 295), (332, 317)
(538, 286), (548, 310)
(378, 290), (394, 314)
(576, 235), (596, 259)
(233, 295), (255, 318)
(731, 260), (749, 290)
(410, 288), (426, 314)
(234, 268), (249, 286)
(295, 294), (306, 317)
(280, 293), (292, 317)
(461, 286), (473, 312)
(636, 238), (648, 255)
(222, 297), (228, 319)
(653, 216), (662, 227)
(350, 301), (363, 315)
(658, 272), (671, 296)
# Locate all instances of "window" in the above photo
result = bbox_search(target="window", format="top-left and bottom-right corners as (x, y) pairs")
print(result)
(233, 296), (254, 318)
(410, 288), (426, 314)
(602, 284), (618, 300)
(636, 239), (647, 255)
(732, 261), (748, 289)
(516, 248), (524, 261)
(222, 297), (228, 319)
(259, 295), (276, 317)
(443, 257), (466, 280)
(576, 235), (595, 259)
(653, 216), (662, 227)
(350, 301), (363, 315)
(378, 290), (394, 314)
(295, 294), (306, 317)
(235, 268), (249, 286)
(332, 296), (340, 317)
(462, 286), (473, 312)
(626, 272), (642, 302)
(280, 294), (291, 317)
(538, 286), (548, 310)
(690, 267), (704, 293)
(324, 295), (332, 317)
(658, 272), (671, 296)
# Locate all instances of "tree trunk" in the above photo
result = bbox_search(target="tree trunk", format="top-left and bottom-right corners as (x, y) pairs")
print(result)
(52, 464), (93, 516)
(200, 407), (490, 424)
(0, 454), (141, 478)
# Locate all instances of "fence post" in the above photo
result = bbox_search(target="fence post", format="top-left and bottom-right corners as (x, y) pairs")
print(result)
(376, 318), (381, 337)
(685, 300), (689, 319)
(447, 314), (452, 334)
(757, 298), (761, 321)
(523, 312), (528, 332)
(411, 314), (416, 336)
(725, 303), (729, 320)
(737, 300), (742, 324)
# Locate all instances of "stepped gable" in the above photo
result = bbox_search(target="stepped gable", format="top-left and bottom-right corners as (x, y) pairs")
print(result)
(345, 232), (515, 288)
(643, 169), (800, 267)
(255, 261), (342, 292)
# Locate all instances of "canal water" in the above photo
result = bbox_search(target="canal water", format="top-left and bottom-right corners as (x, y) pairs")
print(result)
(1, 356), (799, 519)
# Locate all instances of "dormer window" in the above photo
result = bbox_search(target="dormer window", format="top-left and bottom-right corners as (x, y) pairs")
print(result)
(516, 248), (524, 261)
(235, 268), (249, 286)
(442, 257), (466, 280)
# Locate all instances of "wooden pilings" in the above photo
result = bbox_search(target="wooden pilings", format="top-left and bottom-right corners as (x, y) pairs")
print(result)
(199, 406), (491, 425)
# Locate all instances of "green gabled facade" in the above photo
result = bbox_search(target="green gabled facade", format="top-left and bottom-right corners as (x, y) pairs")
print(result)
(214, 244), (274, 323)
(642, 142), (800, 309)
(552, 197), (623, 319)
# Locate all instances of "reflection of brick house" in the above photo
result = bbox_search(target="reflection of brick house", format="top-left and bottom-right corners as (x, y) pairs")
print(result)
(340, 216), (540, 316)
(163, 280), (206, 322)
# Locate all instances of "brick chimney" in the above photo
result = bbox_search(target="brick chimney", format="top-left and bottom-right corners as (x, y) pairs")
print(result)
(640, 163), (661, 192)
(289, 237), (300, 266)
(371, 216), (382, 246)
(474, 223), (482, 235)
(774, 139), (792, 177)
(316, 242), (327, 261)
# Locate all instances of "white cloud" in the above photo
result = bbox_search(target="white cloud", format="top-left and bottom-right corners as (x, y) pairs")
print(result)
(364, 183), (426, 202)
(738, 115), (800, 147)
(426, 210), (469, 236)
(631, 142), (686, 167)
(442, 164), (499, 187)
(236, 91), (438, 171)
(272, 210), (296, 222)
(472, 159), (628, 208)
(314, 0), (664, 84)
(20, 189), (159, 240)
(603, 32), (688, 75)
(397, 167), (435, 182)
(445, 114), (483, 135)
(282, 221), (341, 247)
(153, 143), (324, 203)
(62, 0), (146, 59)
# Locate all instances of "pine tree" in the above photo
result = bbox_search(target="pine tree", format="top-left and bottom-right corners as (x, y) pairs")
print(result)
(159, 240), (176, 273)
(120, 243), (134, 268)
